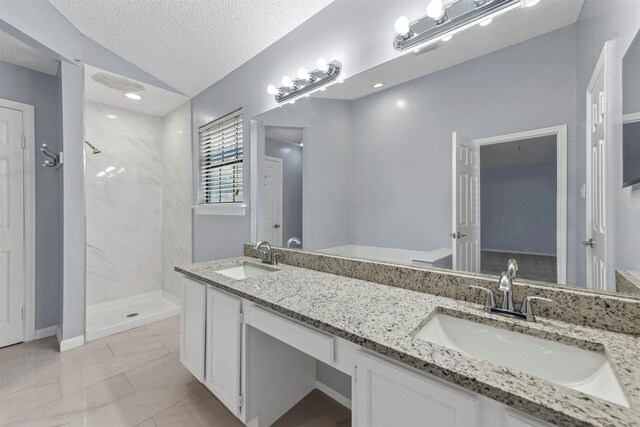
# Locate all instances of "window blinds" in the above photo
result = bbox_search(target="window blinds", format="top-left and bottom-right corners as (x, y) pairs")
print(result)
(199, 111), (243, 204)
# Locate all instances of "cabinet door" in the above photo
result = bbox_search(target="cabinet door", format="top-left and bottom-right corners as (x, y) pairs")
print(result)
(355, 352), (479, 427)
(205, 286), (242, 416)
(180, 277), (206, 382)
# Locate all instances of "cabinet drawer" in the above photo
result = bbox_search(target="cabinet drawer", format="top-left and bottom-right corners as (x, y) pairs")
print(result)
(246, 304), (334, 364)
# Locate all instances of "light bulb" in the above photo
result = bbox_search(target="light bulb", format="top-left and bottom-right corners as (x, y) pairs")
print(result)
(441, 35), (453, 42)
(316, 58), (329, 72)
(522, 0), (540, 7)
(394, 16), (410, 37)
(267, 84), (278, 95)
(426, 0), (445, 21)
(479, 17), (493, 26)
(281, 76), (293, 87)
(297, 68), (310, 80)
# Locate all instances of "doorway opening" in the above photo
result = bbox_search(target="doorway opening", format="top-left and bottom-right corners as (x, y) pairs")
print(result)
(452, 126), (567, 284)
(480, 136), (558, 282)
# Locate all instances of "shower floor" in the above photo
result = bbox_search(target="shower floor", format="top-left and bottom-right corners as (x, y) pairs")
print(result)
(86, 290), (180, 342)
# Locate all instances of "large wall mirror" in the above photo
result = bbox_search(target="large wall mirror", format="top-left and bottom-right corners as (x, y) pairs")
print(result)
(251, 0), (640, 298)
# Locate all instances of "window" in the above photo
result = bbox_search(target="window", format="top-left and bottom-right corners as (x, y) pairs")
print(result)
(199, 110), (243, 204)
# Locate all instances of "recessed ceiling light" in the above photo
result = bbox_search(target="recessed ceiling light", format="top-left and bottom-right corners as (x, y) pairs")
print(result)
(106, 114), (118, 119)
(373, 83), (384, 88)
(441, 35), (453, 42)
(479, 18), (493, 26)
(124, 92), (142, 100)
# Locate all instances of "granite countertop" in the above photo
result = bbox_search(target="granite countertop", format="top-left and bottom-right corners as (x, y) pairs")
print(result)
(176, 257), (640, 427)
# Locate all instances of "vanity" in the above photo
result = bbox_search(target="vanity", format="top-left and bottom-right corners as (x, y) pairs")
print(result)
(175, 249), (639, 427)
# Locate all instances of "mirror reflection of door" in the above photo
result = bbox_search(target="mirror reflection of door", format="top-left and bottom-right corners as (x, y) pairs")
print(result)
(263, 127), (304, 248)
(451, 132), (481, 273)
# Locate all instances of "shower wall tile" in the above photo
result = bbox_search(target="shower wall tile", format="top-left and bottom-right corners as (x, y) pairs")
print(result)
(85, 102), (164, 306)
(162, 103), (192, 301)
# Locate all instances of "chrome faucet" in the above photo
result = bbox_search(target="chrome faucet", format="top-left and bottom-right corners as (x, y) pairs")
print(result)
(285, 237), (301, 248)
(498, 271), (515, 311)
(254, 241), (280, 265)
(469, 260), (552, 321)
(507, 259), (518, 280)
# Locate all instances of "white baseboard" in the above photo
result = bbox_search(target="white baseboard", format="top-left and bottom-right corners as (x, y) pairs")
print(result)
(315, 381), (351, 409)
(56, 326), (85, 352)
(35, 325), (57, 340)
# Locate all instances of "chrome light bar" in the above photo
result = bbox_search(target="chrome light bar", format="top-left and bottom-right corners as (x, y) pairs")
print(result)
(267, 59), (342, 104)
(393, 0), (527, 52)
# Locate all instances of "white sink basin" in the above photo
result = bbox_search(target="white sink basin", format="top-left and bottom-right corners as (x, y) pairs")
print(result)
(214, 263), (276, 280)
(415, 314), (629, 407)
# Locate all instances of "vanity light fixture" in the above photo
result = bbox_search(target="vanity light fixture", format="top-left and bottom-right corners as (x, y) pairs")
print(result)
(393, 0), (539, 53)
(124, 92), (142, 100)
(267, 58), (342, 104)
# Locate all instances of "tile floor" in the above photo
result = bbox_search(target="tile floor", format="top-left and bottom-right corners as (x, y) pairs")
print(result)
(0, 316), (350, 427)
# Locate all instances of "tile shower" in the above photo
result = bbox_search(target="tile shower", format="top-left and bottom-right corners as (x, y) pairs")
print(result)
(84, 101), (191, 340)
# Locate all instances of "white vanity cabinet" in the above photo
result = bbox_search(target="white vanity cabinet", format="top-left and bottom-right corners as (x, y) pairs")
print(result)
(354, 352), (479, 427)
(354, 351), (552, 427)
(205, 286), (243, 417)
(180, 276), (207, 382)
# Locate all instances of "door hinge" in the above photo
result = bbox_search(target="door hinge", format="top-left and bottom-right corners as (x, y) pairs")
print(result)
(21, 135), (25, 149)
(239, 312), (244, 323)
(22, 306), (26, 319)
(238, 395), (244, 408)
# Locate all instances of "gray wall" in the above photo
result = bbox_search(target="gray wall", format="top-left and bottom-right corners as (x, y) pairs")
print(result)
(576, 0), (640, 280)
(0, 60), (61, 330)
(190, 0), (430, 262)
(481, 164), (556, 255)
(350, 25), (579, 281)
(304, 99), (354, 251)
(59, 61), (85, 340)
(265, 137), (303, 245)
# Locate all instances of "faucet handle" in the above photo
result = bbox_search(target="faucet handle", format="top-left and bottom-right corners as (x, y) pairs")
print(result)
(272, 252), (281, 265)
(469, 285), (497, 313)
(520, 296), (553, 322)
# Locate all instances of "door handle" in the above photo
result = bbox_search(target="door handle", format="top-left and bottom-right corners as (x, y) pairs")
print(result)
(450, 232), (466, 239)
(582, 238), (594, 248)
(273, 224), (281, 229)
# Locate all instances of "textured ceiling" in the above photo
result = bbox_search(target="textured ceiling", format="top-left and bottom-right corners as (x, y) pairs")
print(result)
(49, 0), (334, 97)
(266, 126), (304, 144)
(85, 64), (189, 117)
(0, 29), (60, 75)
(316, 0), (585, 100)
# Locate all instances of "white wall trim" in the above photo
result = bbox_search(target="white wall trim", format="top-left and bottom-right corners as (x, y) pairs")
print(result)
(35, 325), (58, 340)
(475, 124), (568, 285)
(193, 203), (246, 216)
(0, 98), (36, 342)
(315, 381), (352, 409)
(57, 327), (85, 352)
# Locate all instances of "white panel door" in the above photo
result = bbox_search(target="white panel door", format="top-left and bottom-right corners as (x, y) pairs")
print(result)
(206, 286), (242, 417)
(0, 107), (25, 348)
(263, 156), (283, 246)
(180, 277), (206, 382)
(585, 48), (608, 291)
(355, 352), (479, 427)
(452, 132), (480, 273)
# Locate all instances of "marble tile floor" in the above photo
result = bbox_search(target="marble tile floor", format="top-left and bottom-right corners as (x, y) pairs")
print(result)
(0, 316), (350, 427)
